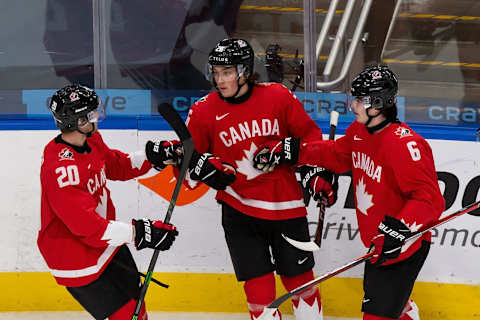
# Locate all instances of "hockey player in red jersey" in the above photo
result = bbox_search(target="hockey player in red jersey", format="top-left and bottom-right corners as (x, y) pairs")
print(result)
(38, 84), (179, 320)
(253, 66), (445, 320)
(146, 39), (337, 320)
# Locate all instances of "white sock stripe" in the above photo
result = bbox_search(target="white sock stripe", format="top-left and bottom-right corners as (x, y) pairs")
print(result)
(293, 285), (318, 301)
(247, 302), (267, 313)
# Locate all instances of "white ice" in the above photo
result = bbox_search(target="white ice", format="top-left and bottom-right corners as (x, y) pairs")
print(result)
(0, 312), (358, 319)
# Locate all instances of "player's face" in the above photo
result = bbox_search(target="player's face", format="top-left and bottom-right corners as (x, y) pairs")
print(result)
(77, 112), (98, 134)
(350, 97), (369, 124)
(350, 97), (382, 125)
(213, 66), (239, 97)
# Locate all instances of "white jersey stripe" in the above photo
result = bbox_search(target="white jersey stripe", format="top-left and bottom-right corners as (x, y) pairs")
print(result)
(224, 186), (305, 211)
(49, 246), (116, 279)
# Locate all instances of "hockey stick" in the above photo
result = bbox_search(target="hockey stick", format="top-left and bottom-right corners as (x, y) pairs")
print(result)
(112, 259), (169, 288)
(314, 110), (339, 247)
(258, 200), (480, 320)
(131, 103), (195, 320)
(283, 111), (339, 252)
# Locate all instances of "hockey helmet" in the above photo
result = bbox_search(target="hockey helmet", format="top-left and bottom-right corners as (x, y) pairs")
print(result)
(49, 84), (104, 131)
(207, 38), (254, 80)
(350, 66), (398, 109)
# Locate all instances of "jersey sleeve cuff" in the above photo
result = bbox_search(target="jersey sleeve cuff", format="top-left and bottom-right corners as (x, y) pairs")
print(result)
(128, 150), (148, 169)
(101, 221), (135, 246)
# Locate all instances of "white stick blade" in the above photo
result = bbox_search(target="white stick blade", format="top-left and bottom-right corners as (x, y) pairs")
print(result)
(282, 234), (320, 251)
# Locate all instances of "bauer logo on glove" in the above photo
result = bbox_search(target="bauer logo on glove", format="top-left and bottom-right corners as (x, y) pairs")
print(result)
(145, 140), (183, 170)
(133, 218), (178, 251)
(188, 151), (236, 190)
(253, 137), (301, 172)
(298, 165), (338, 206)
(369, 215), (411, 265)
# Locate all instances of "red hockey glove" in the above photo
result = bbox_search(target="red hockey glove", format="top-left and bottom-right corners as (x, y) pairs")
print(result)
(133, 219), (178, 251)
(369, 216), (412, 265)
(299, 165), (338, 206)
(188, 151), (236, 190)
(145, 140), (183, 170)
(253, 137), (300, 172)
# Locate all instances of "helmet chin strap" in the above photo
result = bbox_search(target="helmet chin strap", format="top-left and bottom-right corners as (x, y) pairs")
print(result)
(365, 108), (391, 134)
(76, 122), (96, 138)
(233, 77), (246, 97)
(217, 77), (251, 104)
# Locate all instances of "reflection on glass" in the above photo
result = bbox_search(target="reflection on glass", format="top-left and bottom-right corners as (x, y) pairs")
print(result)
(44, 0), (94, 87)
(107, 0), (244, 91)
(0, 0), (94, 90)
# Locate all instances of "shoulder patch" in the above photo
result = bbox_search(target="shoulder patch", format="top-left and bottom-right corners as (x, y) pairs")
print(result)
(58, 147), (74, 161)
(394, 126), (413, 138)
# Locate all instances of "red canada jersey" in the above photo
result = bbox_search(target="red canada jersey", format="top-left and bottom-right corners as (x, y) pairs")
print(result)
(299, 121), (444, 263)
(38, 132), (151, 287)
(186, 83), (323, 220)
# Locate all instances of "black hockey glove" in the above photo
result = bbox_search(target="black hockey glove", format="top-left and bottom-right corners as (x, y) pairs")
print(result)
(369, 216), (412, 265)
(145, 140), (183, 170)
(253, 137), (301, 172)
(298, 165), (338, 207)
(133, 218), (178, 251)
(188, 151), (237, 190)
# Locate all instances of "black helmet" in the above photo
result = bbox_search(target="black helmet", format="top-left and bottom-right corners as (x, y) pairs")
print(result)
(207, 38), (254, 79)
(350, 66), (398, 109)
(49, 84), (101, 131)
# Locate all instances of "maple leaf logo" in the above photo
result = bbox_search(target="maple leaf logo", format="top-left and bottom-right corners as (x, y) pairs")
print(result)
(95, 187), (108, 218)
(401, 219), (423, 232)
(235, 142), (263, 180)
(253, 309), (281, 320)
(356, 177), (373, 215)
(292, 294), (320, 318)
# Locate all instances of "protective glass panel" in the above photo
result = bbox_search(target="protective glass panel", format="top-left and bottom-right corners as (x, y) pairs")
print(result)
(0, 0), (94, 91)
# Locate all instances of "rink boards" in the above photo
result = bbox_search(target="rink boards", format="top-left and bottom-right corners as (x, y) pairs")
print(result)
(2, 129), (479, 319)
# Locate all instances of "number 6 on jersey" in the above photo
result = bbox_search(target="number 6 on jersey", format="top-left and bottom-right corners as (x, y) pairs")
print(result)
(406, 141), (421, 161)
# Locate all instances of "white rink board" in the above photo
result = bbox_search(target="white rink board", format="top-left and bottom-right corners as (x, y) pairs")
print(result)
(2, 130), (480, 285)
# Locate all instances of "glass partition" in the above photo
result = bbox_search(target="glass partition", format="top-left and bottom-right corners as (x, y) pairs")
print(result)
(0, 0), (94, 91)
(0, 0), (479, 132)
(383, 0), (480, 126)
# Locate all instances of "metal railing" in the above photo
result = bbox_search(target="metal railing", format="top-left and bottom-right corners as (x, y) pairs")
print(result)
(314, 0), (374, 91)
(93, 0), (108, 89)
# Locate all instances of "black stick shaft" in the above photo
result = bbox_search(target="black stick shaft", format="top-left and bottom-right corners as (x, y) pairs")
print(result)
(314, 111), (339, 247)
(131, 104), (194, 320)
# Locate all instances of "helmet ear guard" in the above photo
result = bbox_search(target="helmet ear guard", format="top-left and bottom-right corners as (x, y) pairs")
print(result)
(236, 64), (250, 78)
(372, 95), (395, 109)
